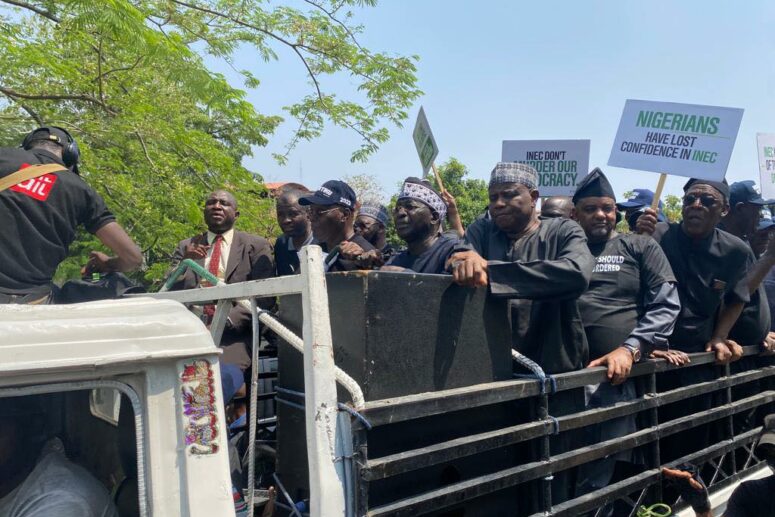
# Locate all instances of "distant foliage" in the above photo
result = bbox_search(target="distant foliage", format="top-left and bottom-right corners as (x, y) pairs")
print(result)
(0, 0), (420, 286)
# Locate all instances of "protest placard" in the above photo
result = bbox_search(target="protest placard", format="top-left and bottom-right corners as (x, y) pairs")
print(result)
(501, 139), (590, 196)
(608, 99), (743, 181)
(412, 107), (439, 178)
(757, 133), (775, 200)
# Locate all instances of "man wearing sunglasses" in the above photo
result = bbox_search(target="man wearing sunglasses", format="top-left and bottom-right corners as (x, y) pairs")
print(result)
(299, 180), (378, 272)
(635, 178), (753, 462)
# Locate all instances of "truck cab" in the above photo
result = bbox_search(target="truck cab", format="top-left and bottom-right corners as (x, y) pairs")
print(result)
(0, 297), (236, 517)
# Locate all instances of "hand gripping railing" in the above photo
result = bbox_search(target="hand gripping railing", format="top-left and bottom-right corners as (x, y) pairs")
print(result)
(143, 246), (362, 517)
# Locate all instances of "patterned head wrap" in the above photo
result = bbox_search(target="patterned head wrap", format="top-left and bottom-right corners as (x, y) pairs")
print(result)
(397, 181), (447, 221)
(489, 162), (538, 190)
(358, 203), (390, 226)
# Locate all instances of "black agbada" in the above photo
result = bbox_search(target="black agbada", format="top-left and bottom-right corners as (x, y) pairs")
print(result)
(461, 216), (594, 373)
(386, 233), (458, 274)
(580, 234), (676, 358)
(653, 222), (752, 352)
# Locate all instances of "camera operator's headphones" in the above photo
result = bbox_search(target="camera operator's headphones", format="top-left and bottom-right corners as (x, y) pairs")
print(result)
(21, 126), (80, 173)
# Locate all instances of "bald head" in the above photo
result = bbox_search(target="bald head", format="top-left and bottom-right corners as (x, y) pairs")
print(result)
(541, 197), (573, 219)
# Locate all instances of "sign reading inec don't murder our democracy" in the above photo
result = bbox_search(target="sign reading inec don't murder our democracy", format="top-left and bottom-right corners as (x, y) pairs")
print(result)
(501, 140), (591, 196)
(608, 99), (744, 180)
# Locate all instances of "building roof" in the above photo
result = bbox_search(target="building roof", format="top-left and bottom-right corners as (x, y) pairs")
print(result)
(0, 298), (215, 378)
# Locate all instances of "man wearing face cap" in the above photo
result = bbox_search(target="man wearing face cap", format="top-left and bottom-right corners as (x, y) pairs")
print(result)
(571, 169), (682, 508)
(382, 177), (459, 274)
(617, 189), (667, 231)
(448, 162), (595, 374)
(354, 202), (396, 262)
(299, 180), (378, 272)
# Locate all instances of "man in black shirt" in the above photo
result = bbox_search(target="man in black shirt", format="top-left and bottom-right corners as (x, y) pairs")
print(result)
(354, 202), (396, 261)
(383, 177), (458, 274)
(299, 180), (378, 271)
(0, 127), (141, 303)
(447, 162), (595, 374)
(636, 178), (751, 359)
(571, 169), (682, 507)
(274, 186), (314, 276)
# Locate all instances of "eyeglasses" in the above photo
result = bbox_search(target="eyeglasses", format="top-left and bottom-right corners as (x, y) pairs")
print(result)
(683, 194), (717, 208)
(309, 206), (341, 218)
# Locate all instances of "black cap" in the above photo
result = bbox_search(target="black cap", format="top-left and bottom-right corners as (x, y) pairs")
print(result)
(572, 167), (616, 204)
(683, 178), (730, 201)
(299, 180), (357, 209)
(729, 180), (775, 206)
(23, 127), (71, 148)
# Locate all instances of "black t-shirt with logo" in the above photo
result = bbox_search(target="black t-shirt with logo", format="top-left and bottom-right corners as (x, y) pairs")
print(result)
(579, 234), (676, 358)
(0, 148), (115, 294)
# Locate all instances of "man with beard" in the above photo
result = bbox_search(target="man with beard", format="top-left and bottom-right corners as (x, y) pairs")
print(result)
(299, 180), (378, 271)
(170, 190), (274, 370)
(570, 169), (683, 511)
(383, 178), (459, 274)
(274, 186), (315, 276)
(354, 202), (396, 262)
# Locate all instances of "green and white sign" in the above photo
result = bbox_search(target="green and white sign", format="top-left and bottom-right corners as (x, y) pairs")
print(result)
(501, 139), (590, 196)
(757, 133), (775, 199)
(413, 106), (439, 176)
(608, 99), (744, 180)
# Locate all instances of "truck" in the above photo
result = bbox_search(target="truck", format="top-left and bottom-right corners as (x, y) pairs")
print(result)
(2, 245), (774, 516)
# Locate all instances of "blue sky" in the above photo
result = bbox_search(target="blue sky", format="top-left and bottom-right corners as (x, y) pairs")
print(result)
(217, 1), (775, 202)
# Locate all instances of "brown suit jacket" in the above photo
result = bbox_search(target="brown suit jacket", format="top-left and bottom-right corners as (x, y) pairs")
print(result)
(170, 230), (275, 368)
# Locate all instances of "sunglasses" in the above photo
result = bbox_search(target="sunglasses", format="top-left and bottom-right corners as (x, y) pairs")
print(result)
(683, 194), (717, 208)
(309, 206), (341, 218)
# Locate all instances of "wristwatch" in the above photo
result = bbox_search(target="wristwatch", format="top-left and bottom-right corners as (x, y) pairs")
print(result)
(622, 343), (641, 362)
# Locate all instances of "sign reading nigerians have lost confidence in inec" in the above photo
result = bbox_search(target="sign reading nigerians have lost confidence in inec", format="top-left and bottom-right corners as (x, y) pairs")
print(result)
(608, 99), (744, 181)
(501, 140), (591, 196)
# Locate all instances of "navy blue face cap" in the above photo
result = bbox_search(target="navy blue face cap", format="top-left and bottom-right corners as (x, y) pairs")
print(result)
(616, 189), (664, 211)
(730, 180), (775, 206)
(298, 180), (357, 209)
(757, 208), (775, 232)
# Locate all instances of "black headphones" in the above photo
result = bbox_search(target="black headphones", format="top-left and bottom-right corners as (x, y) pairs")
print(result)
(21, 126), (80, 170)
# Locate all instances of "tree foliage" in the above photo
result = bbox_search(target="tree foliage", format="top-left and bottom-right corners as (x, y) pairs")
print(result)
(342, 172), (386, 206)
(384, 157), (488, 247)
(0, 0), (420, 285)
(429, 157), (489, 226)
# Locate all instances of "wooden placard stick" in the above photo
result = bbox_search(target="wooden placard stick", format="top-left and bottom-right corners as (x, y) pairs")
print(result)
(431, 162), (446, 193)
(651, 173), (667, 211)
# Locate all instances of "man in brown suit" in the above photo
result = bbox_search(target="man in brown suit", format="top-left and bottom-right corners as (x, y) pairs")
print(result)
(170, 190), (274, 370)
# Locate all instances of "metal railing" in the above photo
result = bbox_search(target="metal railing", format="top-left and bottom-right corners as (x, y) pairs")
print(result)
(145, 256), (775, 516)
(355, 347), (775, 516)
(142, 246), (353, 517)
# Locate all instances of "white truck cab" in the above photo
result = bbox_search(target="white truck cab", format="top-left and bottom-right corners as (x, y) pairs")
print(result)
(0, 297), (236, 517)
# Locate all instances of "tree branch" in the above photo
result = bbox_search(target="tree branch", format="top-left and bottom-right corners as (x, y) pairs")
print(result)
(169, 0), (324, 102)
(0, 0), (59, 23)
(0, 86), (117, 115)
(134, 130), (156, 169)
(302, 0), (364, 51)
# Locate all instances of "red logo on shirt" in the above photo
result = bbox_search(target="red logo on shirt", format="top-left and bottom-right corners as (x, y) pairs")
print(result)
(9, 163), (57, 201)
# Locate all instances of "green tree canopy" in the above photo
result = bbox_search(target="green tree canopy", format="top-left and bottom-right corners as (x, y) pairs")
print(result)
(0, 0), (421, 285)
